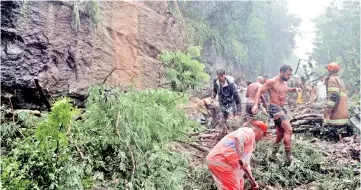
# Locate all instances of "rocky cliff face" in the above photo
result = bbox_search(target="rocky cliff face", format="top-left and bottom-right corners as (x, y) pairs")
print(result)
(1, 1), (186, 109)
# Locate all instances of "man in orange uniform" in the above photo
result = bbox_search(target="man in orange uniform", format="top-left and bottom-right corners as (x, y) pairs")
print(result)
(206, 121), (268, 190)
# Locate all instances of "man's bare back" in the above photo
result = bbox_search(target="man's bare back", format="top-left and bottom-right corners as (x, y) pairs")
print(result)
(246, 82), (262, 102)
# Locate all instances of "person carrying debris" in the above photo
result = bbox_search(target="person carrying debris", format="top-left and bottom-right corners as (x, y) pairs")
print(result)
(324, 62), (349, 126)
(251, 65), (302, 163)
(212, 69), (242, 119)
(245, 76), (267, 118)
(206, 120), (268, 190)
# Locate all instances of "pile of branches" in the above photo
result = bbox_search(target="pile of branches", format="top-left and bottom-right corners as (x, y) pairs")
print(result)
(250, 138), (360, 189)
(1, 86), (212, 190)
(290, 114), (323, 134)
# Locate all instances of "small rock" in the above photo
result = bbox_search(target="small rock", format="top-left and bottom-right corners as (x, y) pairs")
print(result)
(7, 43), (23, 55)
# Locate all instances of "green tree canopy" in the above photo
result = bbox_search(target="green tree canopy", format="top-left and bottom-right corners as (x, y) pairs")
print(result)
(172, 1), (301, 81)
(311, 1), (360, 93)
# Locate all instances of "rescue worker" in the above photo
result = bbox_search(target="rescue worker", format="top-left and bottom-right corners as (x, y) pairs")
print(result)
(206, 120), (268, 190)
(212, 69), (242, 119)
(287, 75), (300, 108)
(324, 62), (349, 126)
(246, 76), (267, 118)
(252, 65), (302, 163)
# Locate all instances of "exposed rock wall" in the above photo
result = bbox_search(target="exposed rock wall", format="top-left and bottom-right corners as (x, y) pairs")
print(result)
(1, 1), (186, 109)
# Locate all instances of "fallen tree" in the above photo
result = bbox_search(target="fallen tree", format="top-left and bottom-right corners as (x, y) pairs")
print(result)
(0, 86), (211, 190)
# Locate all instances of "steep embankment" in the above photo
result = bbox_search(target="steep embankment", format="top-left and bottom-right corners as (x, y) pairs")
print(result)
(1, 1), (187, 109)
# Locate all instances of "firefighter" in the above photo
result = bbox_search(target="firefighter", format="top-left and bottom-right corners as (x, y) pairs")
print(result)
(324, 62), (349, 126)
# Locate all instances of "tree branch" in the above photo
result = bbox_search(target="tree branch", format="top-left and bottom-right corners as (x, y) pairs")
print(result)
(165, 93), (185, 106)
(34, 79), (51, 111)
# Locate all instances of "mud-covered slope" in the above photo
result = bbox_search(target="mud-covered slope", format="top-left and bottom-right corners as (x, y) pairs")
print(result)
(1, 1), (186, 109)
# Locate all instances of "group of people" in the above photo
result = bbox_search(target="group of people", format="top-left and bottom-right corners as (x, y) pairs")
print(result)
(206, 62), (349, 189)
(286, 74), (327, 107)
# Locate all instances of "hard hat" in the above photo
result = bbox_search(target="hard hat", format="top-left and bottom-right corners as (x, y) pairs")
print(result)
(250, 120), (268, 134)
(327, 62), (340, 71)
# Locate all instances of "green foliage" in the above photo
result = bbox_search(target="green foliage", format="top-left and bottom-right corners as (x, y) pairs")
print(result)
(1, 98), (81, 189)
(70, 86), (202, 189)
(2, 88), (359, 189)
(177, 1), (301, 79)
(251, 138), (360, 189)
(184, 164), (216, 190)
(159, 46), (210, 92)
(1, 88), (203, 190)
(36, 98), (80, 149)
(312, 1), (360, 92)
(317, 166), (361, 190)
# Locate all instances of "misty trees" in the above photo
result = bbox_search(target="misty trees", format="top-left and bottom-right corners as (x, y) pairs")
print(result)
(312, 1), (360, 92)
(174, 1), (301, 81)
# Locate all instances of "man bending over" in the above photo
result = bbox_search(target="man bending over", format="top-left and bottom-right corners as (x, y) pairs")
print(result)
(246, 76), (267, 118)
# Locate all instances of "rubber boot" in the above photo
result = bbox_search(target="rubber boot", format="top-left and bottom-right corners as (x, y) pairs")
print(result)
(285, 146), (293, 164)
(269, 143), (280, 162)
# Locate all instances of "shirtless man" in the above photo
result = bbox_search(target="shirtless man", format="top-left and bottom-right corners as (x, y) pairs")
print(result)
(251, 65), (301, 163)
(245, 76), (267, 118)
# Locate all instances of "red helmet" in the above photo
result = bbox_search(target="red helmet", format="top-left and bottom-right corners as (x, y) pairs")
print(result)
(250, 120), (268, 134)
(327, 62), (340, 71)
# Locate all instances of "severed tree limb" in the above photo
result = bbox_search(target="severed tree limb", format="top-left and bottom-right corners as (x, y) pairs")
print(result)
(102, 68), (138, 85)
(292, 119), (323, 126)
(291, 114), (323, 120)
(13, 109), (41, 116)
(188, 129), (221, 137)
(176, 140), (210, 152)
(194, 134), (218, 139)
(191, 140), (218, 143)
(34, 79), (51, 111)
(127, 144), (136, 181)
(67, 136), (85, 160)
(66, 125), (72, 135)
(165, 93), (185, 106)
(102, 68), (126, 85)
(188, 142), (210, 152)
(75, 145), (85, 159)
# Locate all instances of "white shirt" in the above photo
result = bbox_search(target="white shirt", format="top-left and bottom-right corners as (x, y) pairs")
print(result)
(317, 81), (327, 99)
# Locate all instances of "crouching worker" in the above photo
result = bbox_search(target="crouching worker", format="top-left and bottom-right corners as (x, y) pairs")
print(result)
(206, 121), (268, 190)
